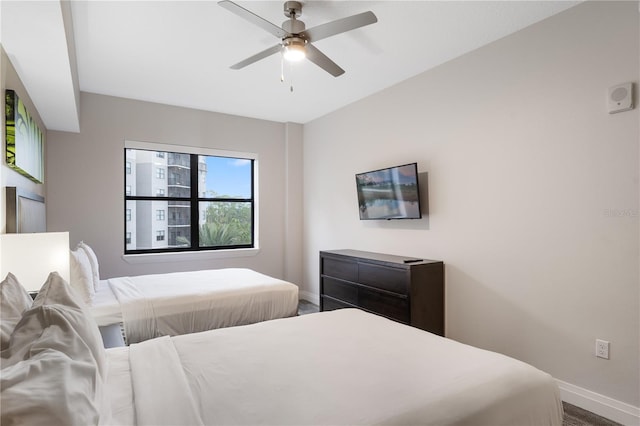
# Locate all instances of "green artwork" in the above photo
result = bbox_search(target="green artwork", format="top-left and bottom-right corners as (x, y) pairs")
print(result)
(5, 90), (44, 183)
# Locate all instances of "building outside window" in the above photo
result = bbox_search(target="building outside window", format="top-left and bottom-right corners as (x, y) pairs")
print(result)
(126, 161), (132, 174)
(124, 146), (255, 254)
(126, 209), (132, 221)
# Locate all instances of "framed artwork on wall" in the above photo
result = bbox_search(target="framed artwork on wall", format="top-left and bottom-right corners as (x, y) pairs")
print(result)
(5, 89), (44, 183)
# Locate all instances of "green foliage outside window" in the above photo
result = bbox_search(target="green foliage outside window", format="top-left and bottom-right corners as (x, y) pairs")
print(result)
(199, 201), (251, 247)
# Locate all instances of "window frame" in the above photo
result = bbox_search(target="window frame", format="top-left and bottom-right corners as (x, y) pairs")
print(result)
(123, 141), (258, 256)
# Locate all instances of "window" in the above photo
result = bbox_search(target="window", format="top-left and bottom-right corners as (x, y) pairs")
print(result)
(126, 162), (132, 174)
(126, 232), (132, 244)
(124, 147), (255, 254)
(125, 185), (132, 196)
(156, 152), (165, 159)
(126, 209), (132, 221)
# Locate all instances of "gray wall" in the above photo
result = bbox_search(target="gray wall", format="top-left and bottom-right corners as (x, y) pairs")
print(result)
(303, 1), (639, 412)
(47, 92), (303, 284)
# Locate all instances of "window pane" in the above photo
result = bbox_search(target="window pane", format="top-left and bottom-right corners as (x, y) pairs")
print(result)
(199, 156), (251, 198)
(168, 201), (191, 247)
(199, 201), (252, 247)
(126, 200), (191, 249)
(125, 149), (190, 197)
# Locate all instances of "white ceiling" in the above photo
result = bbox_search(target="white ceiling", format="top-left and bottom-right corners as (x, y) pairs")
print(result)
(1, 1), (580, 132)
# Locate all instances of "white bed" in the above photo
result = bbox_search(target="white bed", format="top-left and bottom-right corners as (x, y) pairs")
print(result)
(90, 268), (299, 345)
(67, 243), (298, 345)
(1, 273), (564, 426)
(106, 309), (563, 425)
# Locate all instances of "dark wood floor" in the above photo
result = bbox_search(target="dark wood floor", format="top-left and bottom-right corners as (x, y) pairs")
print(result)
(562, 402), (621, 426)
(297, 301), (621, 426)
(297, 299), (319, 315)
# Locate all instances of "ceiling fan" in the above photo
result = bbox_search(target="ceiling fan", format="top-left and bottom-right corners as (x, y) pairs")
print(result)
(218, 0), (378, 77)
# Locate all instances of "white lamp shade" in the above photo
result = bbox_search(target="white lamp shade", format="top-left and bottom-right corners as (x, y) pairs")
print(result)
(0, 232), (70, 292)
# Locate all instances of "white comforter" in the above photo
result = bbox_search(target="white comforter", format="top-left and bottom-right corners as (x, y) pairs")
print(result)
(108, 309), (563, 425)
(104, 268), (298, 344)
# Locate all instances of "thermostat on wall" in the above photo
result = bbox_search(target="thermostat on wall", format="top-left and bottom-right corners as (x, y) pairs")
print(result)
(608, 83), (634, 114)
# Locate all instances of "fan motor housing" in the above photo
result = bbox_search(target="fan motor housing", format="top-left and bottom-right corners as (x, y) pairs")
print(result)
(282, 19), (305, 34)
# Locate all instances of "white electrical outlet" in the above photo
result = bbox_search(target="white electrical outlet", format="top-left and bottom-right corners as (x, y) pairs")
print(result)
(596, 339), (610, 359)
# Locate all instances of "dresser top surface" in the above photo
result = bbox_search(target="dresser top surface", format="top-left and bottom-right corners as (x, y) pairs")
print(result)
(321, 249), (442, 266)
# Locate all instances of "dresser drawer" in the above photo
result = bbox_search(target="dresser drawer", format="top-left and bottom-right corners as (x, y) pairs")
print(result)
(322, 256), (358, 282)
(322, 277), (358, 305)
(358, 287), (409, 324)
(358, 263), (409, 294)
(321, 295), (354, 311)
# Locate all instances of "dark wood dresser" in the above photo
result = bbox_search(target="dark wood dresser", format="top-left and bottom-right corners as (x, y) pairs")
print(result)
(319, 249), (444, 336)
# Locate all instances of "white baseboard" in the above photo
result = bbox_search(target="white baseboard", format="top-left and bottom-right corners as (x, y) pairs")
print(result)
(557, 379), (640, 425)
(298, 290), (319, 306)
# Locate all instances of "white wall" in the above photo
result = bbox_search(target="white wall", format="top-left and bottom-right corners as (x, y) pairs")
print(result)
(303, 0), (639, 414)
(46, 92), (303, 285)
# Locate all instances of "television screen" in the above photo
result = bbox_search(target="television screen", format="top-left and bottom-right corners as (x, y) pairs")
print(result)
(355, 163), (422, 220)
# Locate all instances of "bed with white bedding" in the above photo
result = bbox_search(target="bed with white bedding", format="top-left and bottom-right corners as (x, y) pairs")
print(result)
(67, 243), (298, 345)
(105, 308), (563, 425)
(1, 273), (564, 426)
(90, 268), (299, 344)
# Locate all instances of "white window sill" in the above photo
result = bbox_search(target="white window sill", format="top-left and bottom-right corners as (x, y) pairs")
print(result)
(122, 248), (259, 264)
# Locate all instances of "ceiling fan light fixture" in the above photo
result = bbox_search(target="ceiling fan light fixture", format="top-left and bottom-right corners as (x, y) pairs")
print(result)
(283, 38), (306, 62)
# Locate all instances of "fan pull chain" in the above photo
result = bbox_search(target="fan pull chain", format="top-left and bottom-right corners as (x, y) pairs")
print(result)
(280, 53), (285, 83)
(279, 52), (295, 93)
(290, 62), (294, 92)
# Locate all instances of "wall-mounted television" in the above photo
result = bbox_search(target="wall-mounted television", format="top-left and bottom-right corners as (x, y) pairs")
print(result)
(355, 162), (422, 220)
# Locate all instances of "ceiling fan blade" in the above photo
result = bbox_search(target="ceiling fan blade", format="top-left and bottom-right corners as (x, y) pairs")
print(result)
(301, 11), (377, 42)
(305, 43), (345, 77)
(218, 0), (287, 39)
(231, 44), (282, 70)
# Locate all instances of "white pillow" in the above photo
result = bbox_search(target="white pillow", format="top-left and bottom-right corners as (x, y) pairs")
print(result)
(0, 273), (33, 351)
(30, 272), (107, 377)
(69, 247), (95, 303)
(78, 241), (100, 291)
(0, 272), (111, 425)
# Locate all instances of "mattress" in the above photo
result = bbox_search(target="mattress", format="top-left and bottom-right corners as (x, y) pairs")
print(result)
(106, 309), (564, 425)
(90, 268), (299, 344)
